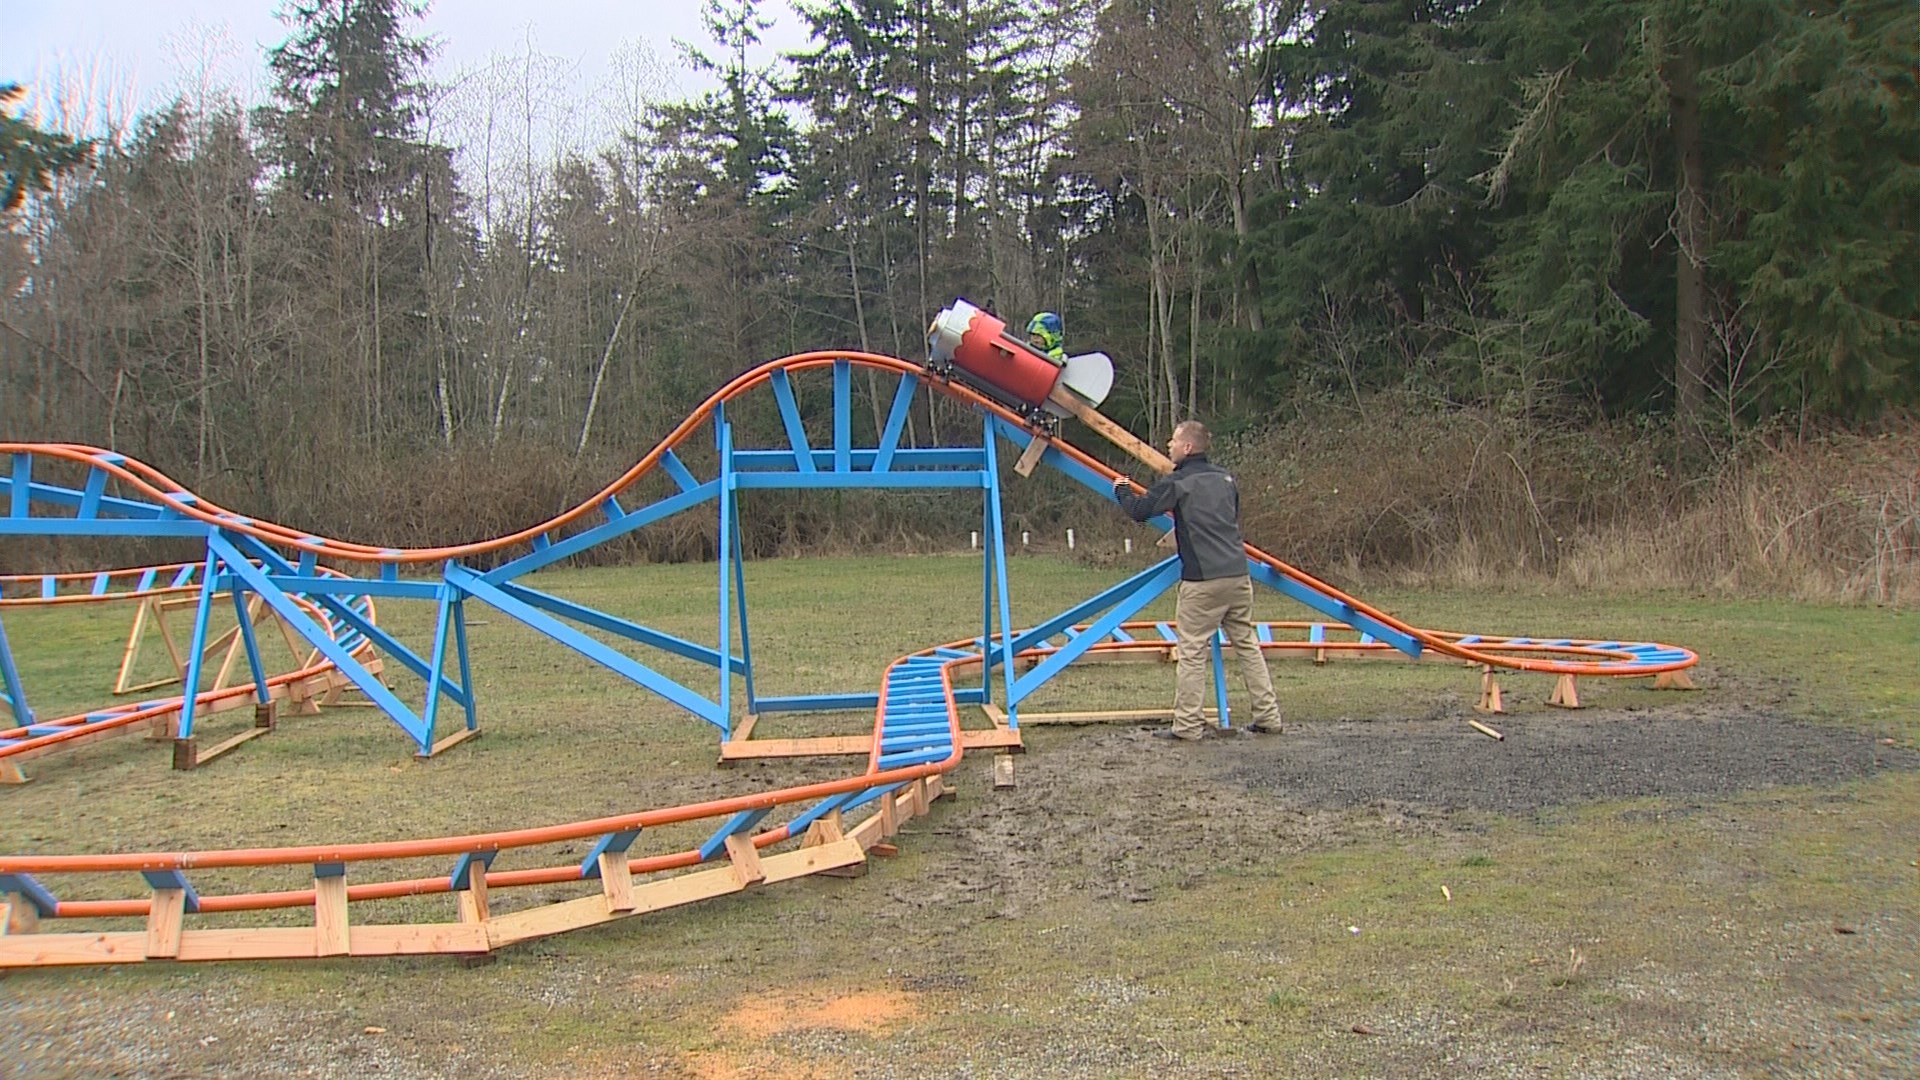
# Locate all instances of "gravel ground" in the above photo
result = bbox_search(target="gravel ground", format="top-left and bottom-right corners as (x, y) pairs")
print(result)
(2, 702), (1915, 1079)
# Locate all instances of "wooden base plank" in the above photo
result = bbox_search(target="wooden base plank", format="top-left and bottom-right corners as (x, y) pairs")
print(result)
(486, 840), (864, 949)
(959, 729), (1022, 750)
(192, 725), (271, 767)
(717, 735), (873, 760)
(422, 727), (482, 758)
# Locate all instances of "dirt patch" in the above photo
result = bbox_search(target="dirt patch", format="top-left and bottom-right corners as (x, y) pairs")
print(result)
(1222, 704), (1920, 813)
(718, 989), (921, 1040)
(911, 704), (1920, 917)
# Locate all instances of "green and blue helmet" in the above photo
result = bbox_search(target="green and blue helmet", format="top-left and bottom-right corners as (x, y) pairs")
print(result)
(1026, 312), (1065, 360)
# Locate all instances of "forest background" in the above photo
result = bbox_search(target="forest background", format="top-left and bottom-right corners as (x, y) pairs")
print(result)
(2, 0), (1915, 604)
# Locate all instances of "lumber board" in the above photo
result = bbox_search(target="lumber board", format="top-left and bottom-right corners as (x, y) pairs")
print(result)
(717, 735), (872, 760)
(599, 852), (636, 913)
(0, 932), (147, 967)
(486, 840), (864, 948)
(959, 729), (1022, 750)
(193, 725), (270, 766)
(724, 834), (765, 887)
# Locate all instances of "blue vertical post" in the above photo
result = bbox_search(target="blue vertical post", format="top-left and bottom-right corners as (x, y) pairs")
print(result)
(0, 608), (31, 726)
(982, 415), (1018, 729)
(176, 547), (222, 739)
(1210, 631), (1231, 728)
(832, 358), (851, 472)
(450, 588), (478, 730)
(227, 575), (272, 705)
(729, 511), (757, 717)
(420, 581), (457, 752)
(980, 491), (993, 703)
(716, 405), (734, 735)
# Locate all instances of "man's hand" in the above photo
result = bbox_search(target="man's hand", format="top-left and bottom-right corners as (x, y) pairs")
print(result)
(1111, 475), (1132, 499)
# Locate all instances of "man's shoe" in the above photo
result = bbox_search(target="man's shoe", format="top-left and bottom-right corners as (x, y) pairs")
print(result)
(1247, 722), (1283, 735)
(1150, 727), (1203, 742)
(1211, 725), (1253, 739)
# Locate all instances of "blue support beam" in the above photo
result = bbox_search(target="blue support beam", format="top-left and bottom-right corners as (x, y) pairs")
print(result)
(0, 610), (31, 725)
(445, 563), (725, 728)
(492, 579), (742, 673)
(872, 372), (918, 473)
(210, 534), (433, 749)
(140, 869), (202, 913)
(0, 873), (57, 917)
(1010, 560), (1183, 705)
(174, 549), (223, 739)
(768, 368), (814, 473)
(479, 480), (720, 583)
(579, 829), (642, 878)
(229, 586), (273, 705)
(698, 808), (771, 861)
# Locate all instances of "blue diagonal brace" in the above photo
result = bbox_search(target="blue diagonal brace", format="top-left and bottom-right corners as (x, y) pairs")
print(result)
(444, 564), (725, 727)
(209, 533), (432, 749)
(698, 808), (771, 861)
(1011, 560), (1183, 704)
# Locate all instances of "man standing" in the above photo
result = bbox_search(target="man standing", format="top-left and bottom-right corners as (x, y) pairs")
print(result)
(1112, 421), (1283, 741)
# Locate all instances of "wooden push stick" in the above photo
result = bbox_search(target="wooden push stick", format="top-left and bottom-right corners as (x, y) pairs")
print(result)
(1468, 719), (1505, 741)
(1047, 385), (1174, 475)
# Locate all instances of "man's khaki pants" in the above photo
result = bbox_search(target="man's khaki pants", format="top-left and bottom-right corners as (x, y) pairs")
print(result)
(1172, 575), (1282, 738)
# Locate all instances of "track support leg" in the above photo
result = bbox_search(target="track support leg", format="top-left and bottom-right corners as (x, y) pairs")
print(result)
(1547, 674), (1582, 709)
(1652, 670), (1696, 691)
(1476, 667), (1505, 714)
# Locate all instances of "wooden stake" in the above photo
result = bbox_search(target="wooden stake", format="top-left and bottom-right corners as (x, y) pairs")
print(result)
(172, 737), (199, 771)
(598, 851), (636, 913)
(993, 754), (1016, 789)
(1468, 719), (1505, 741)
(314, 872), (350, 957)
(456, 872), (490, 924)
(724, 834), (765, 888)
(1046, 386), (1173, 474)
(145, 888), (187, 959)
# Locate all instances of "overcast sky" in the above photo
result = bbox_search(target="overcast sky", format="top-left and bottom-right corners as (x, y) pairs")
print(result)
(2, 1), (814, 134)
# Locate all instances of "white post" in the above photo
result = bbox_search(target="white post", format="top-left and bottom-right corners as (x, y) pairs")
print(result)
(970, 530), (979, 550)
(1124, 537), (1133, 554)
(1066, 528), (1075, 550)
(1021, 531), (1030, 547)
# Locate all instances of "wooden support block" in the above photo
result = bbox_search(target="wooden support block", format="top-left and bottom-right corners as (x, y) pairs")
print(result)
(908, 778), (931, 816)
(803, 817), (867, 877)
(457, 873), (490, 924)
(1315, 646), (1328, 665)
(253, 701), (278, 730)
(993, 754), (1016, 789)
(0, 758), (25, 785)
(2, 896), (36, 935)
(1013, 435), (1050, 477)
(1652, 670), (1697, 691)
(879, 788), (901, 838)
(147, 713), (178, 740)
(598, 852), (636, 913)
(1476, 668), (1505, 714)
(314, 873), (349, 957)
(144, 888), (187, 959)
(724, 834), (765, 888)
(1546, 674), (1582, 709)
(172, 737), (198, 771)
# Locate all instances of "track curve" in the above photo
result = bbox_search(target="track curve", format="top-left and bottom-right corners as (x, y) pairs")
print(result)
(0, 351), (1697, 967)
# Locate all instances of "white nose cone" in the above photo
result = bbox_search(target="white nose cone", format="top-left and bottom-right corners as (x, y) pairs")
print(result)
(927, 299), (979, 364)
(1044, 350), (1115, 416)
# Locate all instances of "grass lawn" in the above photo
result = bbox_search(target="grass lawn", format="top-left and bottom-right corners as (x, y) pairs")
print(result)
(1, 554), (1915, 1078)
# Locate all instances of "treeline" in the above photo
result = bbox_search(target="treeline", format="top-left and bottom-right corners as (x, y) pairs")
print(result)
(1, 0), (1915, 559)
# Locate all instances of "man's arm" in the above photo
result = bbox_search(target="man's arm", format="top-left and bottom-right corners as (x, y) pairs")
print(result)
(1113, 474), (1178, 523)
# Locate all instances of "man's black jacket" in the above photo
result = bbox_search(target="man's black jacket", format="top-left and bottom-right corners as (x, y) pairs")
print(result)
(1113, 454), (1248, 581)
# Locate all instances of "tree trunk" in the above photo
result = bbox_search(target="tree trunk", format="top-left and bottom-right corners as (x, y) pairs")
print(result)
(1665, 41), (1710, 444)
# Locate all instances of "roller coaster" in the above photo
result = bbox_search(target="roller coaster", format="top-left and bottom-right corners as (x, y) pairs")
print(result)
(0, 309), (1697, 968)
